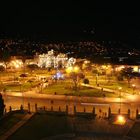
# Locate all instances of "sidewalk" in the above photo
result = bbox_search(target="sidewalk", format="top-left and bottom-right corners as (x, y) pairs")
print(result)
(0, 113), (34, 140)
(81, 83), (131, 96)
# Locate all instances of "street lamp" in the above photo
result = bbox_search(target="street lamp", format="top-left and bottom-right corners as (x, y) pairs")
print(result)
(40, 82), (43, 93)
(73, 66), (79, 73)
(19, 82), (24, 107)
(132, 84), (136, 95)
(118, 87), (122, 113)
(114, 87), (126, 125)
(96, 74), (98, 86)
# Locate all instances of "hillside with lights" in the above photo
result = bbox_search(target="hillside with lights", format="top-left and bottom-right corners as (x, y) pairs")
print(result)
(0, 39), (140, 64)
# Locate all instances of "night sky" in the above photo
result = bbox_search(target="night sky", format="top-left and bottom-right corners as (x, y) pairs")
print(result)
(0, 1), (140, 44)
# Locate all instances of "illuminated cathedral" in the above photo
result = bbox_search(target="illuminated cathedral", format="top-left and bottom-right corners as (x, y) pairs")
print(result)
(37, 50), (76, 68)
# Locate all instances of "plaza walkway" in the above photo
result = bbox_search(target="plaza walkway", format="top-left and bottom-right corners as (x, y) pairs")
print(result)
(0, 113), (34, 140)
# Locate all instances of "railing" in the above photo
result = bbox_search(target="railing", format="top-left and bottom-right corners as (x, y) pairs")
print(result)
(2, 102), (140, 120)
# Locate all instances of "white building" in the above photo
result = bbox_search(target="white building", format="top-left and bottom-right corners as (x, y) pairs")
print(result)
(37, 50), (76, 68)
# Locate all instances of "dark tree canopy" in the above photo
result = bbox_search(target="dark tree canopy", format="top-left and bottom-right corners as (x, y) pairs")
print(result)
(1, 50), (11, 68)
(83, 78), (89, 84)
(0, 65), (5, 72)
(120, 67), (136, 87)
(27, 64), (39, 71)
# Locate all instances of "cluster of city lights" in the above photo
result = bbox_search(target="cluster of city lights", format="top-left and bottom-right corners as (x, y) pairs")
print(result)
(9, 60), (23, 69)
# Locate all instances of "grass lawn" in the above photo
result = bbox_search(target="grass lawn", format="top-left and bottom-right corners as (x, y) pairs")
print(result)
(42, 81), (117, 97)
(0, 112), (26, 136)
(8, 114), (72, 140)
(3, 81), (40, 92)
(89, 76), (136, 95)
(1, 70), (137, 96)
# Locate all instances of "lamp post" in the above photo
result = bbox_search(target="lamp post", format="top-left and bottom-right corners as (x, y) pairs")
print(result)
(116, 87), (126, 125)
(20, 82), (24, 107)
(96, 74), (98, 86)
(118, 87), (122, 114)
(132, 84), (136, 95)
(40, 82), (43, 93)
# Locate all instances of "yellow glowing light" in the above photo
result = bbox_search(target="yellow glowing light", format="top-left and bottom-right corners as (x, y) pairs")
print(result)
(66, 66), (79, 73)
(15, 64), (19, 68)
(116, 115), (126, 125)
(132, 84), (135, 88)
(115, 66), (125, 71)
(127, 94), (137, 101)
(102, 65), (106, 69)
(66, 66), (73, 73)
(118, 87), (122, 90)
(107, 64), (111, 68)
(74, 66), (79, 73)
(10, 60), (23, 69)
(102, 64), (111, 70)
(133, 66), (138, 72)
(84, 60), (88, 64)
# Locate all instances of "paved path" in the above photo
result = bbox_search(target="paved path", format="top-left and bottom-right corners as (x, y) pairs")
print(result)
(0, 113), (34, 140)
(3, 87), (140, 104)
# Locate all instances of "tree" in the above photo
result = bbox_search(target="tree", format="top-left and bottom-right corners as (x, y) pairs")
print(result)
(70, 72), (85, 90)
(1, 50), (11, 70)
(82, 61), (92, 71)
(0, 65), (5, 84)
(0, 93), (5, 117)
(0, 65), (5, 72)
(27, 79), (34, 90)
(120, 67), (135, 87)
(83, 78), (89, 84)
(27, 64), (38, 73)
(21, 56), (26, 74)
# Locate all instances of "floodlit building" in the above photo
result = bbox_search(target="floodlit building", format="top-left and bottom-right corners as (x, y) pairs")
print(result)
(8, 59), (23, 69)
(37, 49), (76, 68)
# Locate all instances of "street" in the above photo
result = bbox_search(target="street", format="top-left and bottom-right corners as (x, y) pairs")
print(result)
(3, 91), (140, 118)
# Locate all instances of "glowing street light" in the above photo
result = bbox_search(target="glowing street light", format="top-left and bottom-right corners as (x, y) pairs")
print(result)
(66, 66), (79, 74)
(132, 84), (136, 95)
(73, 66), (79, 73)
(118, 87), (122, 90)
(116, 115), (126, 125)
(118, 87), (122, 98)
(96, 74), (99, 86)
(66, 66), (73, 73)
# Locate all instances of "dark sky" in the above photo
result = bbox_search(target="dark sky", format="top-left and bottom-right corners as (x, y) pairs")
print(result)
(1, 1), (140, 43)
